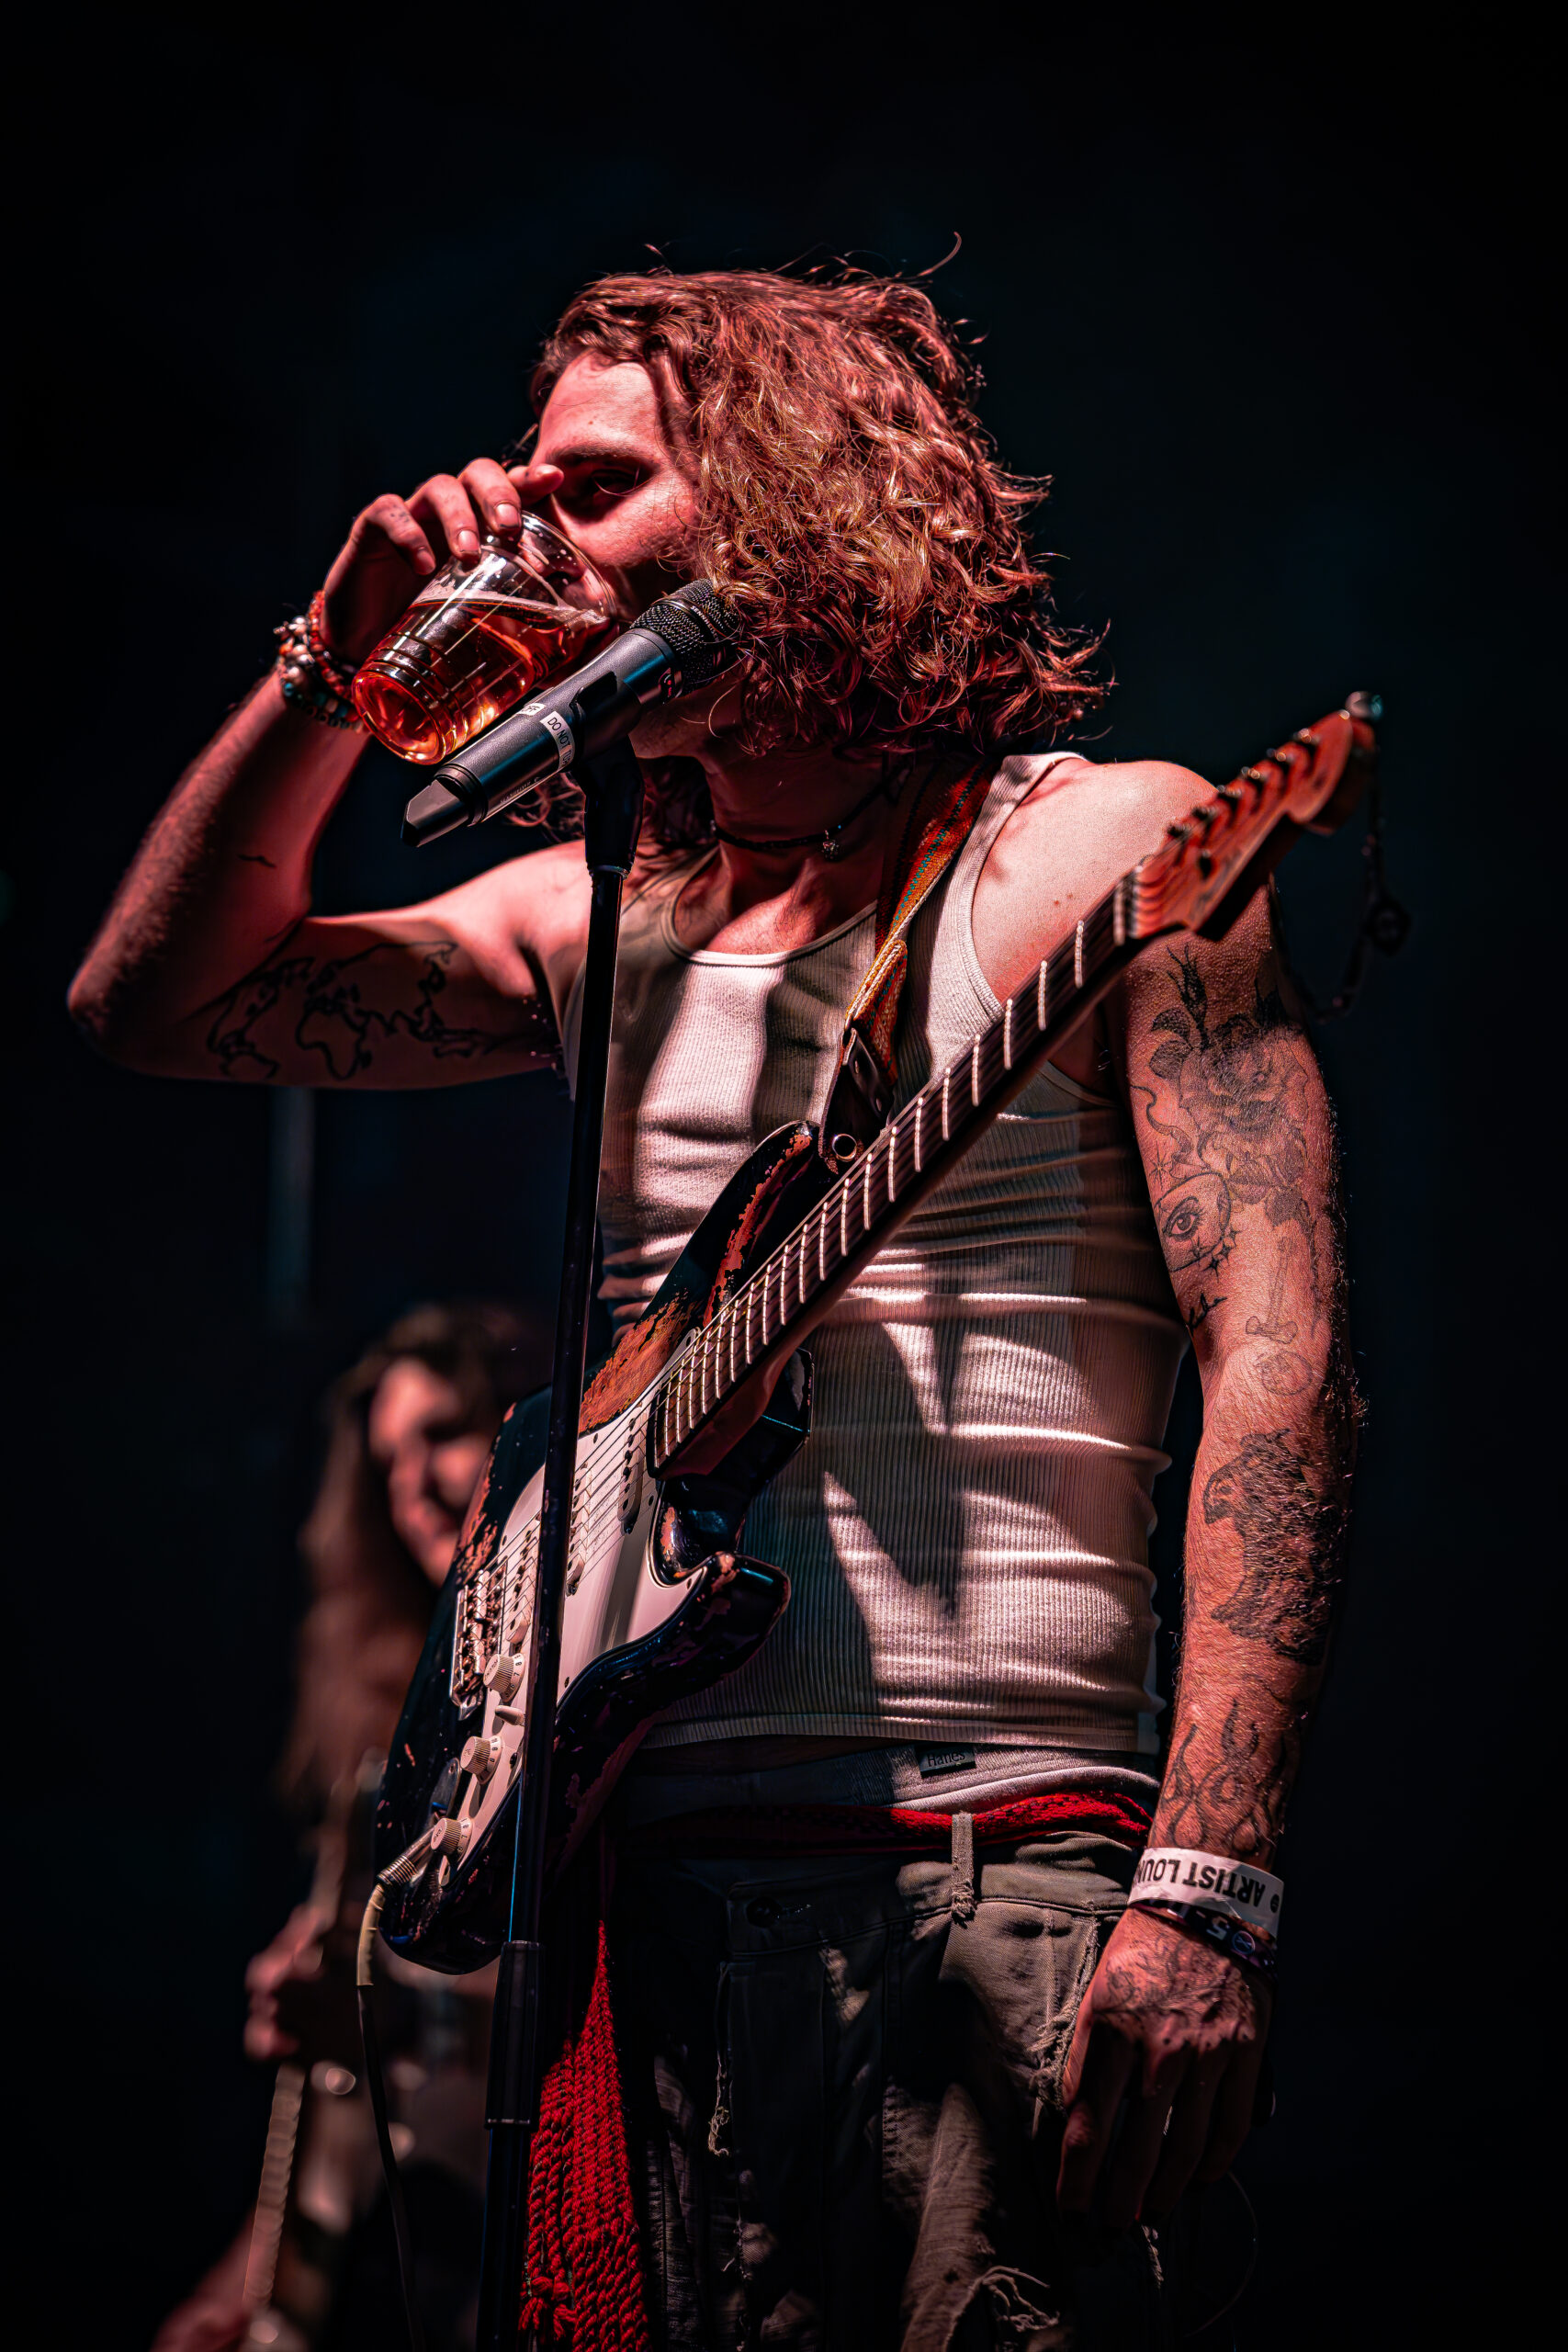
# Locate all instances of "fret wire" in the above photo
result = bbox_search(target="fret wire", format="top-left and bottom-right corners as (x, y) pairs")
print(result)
(651, 893), (1144, 1456)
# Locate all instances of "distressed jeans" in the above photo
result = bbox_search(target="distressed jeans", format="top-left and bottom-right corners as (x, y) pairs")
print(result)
(610, 1828), (1181, 2351)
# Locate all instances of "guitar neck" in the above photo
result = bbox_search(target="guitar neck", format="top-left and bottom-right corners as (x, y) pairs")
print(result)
(648, 871), (1157, 1473)
(646, 700), (1375, 1475)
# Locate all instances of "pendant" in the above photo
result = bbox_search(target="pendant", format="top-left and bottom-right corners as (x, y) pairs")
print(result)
(820, 833), (845, 861)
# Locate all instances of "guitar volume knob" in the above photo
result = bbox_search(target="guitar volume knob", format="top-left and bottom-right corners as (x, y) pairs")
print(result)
(460, 1735), (501, 1781)
(483, 1654), (523, 1701)
(428, 1815), (472, 1860)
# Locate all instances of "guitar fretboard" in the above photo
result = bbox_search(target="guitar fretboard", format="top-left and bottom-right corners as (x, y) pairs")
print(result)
(648, 870), (1145, 1471)
(633, 707), (1361, 1471)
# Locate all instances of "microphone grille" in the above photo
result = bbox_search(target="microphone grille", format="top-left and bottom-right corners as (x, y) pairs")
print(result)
(634, 580), (742, 691)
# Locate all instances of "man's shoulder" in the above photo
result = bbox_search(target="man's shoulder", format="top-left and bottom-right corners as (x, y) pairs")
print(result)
(990, 749), (1211, 895)
(1003, 748), (1209, 842)
(974, 750), (1217, 993)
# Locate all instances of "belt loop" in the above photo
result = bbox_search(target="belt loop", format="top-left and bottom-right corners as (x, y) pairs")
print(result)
(950, 1811), (977, 1927)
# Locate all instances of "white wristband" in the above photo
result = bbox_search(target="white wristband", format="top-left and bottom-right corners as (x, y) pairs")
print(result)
(1129, 1848), (1284, 1933)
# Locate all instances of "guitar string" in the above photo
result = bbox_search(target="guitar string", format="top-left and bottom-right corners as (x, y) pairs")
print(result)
(484, 874), (1154, 1634)
(482, 891), (1125, 1639)
(470, 753), (1304, 1655)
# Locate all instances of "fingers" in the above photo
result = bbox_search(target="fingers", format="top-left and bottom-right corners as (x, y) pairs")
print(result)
(151, 2297), (254, 2352)
(1194, 2032), (1267, 2184)
(347, 492), (438, 578)
(1057, 2020), (1136, 2214)
(508, 457), (566, 507)
(243, 2012), (298, 2064)
(460, 457), (524, 537)
(1099, 2047), (1189, 2229)
(407, 471), (485, 567)
(1144, 2052), (1225, 2218)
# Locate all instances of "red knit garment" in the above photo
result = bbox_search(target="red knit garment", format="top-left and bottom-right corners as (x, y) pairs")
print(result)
(634, 1786), (1153, 1859)
(520, 1919), (651, 2351)
(517, 1788), (1151, 2345)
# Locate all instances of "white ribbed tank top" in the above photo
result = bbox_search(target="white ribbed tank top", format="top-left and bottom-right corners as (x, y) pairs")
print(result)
(565, 754), (1187, 1754)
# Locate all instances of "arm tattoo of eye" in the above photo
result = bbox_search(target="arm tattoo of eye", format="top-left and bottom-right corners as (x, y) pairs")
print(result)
(1136, 944), (1323, 1325)
(205, 938), (558, 1080)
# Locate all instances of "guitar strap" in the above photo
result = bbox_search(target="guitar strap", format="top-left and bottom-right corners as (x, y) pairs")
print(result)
(818, 751), (996, 1170)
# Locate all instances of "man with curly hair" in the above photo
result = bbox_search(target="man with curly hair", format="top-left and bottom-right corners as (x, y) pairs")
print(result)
(73, 269), (1356, 2348)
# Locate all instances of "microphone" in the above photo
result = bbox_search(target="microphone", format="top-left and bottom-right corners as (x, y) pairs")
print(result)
(401, 580), (741, 846)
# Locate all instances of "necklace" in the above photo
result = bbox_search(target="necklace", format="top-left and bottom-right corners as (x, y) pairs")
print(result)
(709, 774), (892, 863)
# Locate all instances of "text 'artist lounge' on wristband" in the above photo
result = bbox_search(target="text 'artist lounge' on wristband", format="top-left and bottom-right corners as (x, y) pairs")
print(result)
(1128, 1847), (1284, 1933)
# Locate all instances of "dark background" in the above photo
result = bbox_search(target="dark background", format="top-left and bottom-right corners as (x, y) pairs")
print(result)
(8, 9), (1552, 2345)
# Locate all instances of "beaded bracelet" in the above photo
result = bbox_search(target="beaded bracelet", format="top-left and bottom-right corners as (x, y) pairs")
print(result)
(274, 591), (363, 729)
(1139, 1897), (1278, 1984)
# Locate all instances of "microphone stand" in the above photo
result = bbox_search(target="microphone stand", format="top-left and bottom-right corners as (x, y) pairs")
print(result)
(475, 735), (644, 2352)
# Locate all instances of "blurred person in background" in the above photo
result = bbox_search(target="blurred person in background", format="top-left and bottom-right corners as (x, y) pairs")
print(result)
(154, 1301), (546, 2352)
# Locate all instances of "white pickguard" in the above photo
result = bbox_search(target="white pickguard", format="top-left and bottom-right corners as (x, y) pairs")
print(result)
(437, 1387), (689, 1873)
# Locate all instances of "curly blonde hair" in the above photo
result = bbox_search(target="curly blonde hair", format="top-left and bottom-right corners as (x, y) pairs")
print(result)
(530, 268), (1100, 837)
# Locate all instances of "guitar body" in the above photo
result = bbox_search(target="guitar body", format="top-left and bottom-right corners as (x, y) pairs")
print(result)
(374, 1120), (831, 1972)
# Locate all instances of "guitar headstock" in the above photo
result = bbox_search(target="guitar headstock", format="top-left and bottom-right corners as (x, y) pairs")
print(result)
(1127, 693), (1382, 941)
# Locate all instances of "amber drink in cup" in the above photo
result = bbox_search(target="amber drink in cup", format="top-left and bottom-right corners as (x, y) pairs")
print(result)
(352, 513), (618, 764)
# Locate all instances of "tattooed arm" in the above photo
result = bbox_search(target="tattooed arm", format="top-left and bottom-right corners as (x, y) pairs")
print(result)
(68, 708), (580, 1089)
(68, 450), (586, 1086)
(1057, 885), (1357, 2226)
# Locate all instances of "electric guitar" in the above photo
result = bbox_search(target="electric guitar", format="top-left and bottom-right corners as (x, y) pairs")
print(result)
(375, 697), (1381, 1970)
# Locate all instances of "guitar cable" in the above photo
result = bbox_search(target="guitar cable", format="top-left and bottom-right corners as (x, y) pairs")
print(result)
(356, 1838), (435, 2352)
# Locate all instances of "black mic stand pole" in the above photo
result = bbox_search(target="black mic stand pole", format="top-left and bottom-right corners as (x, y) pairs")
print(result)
(475, 734), (645, 2352)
